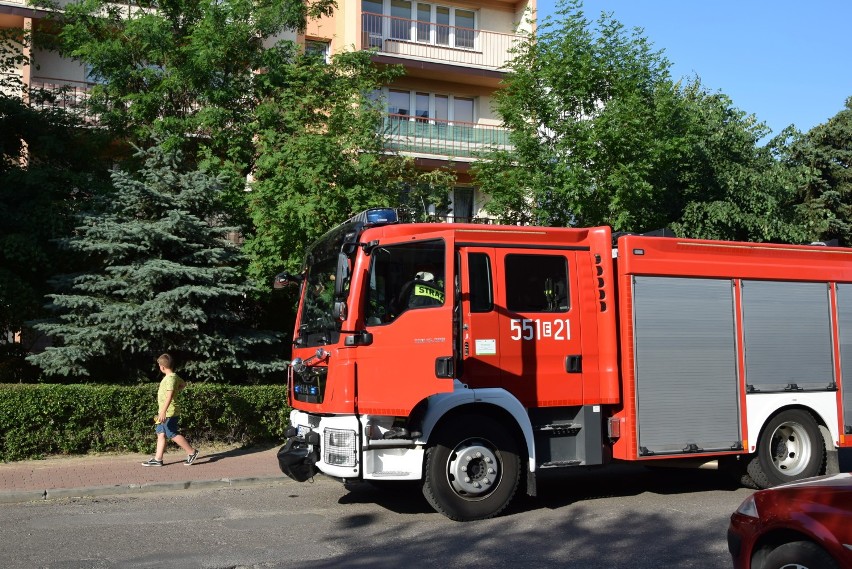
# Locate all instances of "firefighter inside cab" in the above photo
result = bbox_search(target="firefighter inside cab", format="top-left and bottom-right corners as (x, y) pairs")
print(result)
(395, 268), (444, 314)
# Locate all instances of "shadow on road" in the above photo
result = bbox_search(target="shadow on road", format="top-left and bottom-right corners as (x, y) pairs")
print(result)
(200, 443), (277, 465)
(337, 447), (852, 519)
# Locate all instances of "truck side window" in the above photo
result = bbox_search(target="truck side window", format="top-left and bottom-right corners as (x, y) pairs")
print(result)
(365, 240), (446, 325)
(505, 254), (569, 313)
(468, 253), (493, 313)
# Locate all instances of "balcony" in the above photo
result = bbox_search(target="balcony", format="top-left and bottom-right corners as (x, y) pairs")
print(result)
(382, 113), (510, 159)
(28, 77), (98, 123)
(362, 13), (522, 71)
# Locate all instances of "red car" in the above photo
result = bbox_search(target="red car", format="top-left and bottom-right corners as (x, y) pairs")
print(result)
(727, 472), (852, 569)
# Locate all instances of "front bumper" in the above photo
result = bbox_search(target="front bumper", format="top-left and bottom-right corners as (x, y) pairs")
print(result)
(277, 434), (319, 482)
(727, 513), (759, 569)
(278, 410), (362, 482)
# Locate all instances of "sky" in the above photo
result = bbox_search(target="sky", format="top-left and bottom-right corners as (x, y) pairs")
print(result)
(536, 0), (852, 139)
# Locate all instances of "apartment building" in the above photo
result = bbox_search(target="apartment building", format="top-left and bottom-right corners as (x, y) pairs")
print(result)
(2, 0), (533, 219)
(304, 0), (533, 222)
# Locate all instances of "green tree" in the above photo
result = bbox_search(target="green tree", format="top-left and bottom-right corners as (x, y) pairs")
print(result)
(41, 0), (335, 164)
(667, 88), (806, 243)
(27, 143), (284, 383)
(786, 97), (852, 245)
(475, 0), (803, 242)
(245, 47), (456, 280)
(32, 0), (344, 251)
(1, 25), (115, 379)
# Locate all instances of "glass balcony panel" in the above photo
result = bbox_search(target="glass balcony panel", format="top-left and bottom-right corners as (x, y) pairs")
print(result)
(382, 113), (511, 159)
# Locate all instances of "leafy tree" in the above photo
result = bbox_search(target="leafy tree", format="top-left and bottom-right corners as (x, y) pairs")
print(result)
(39, 0), (335, 165)
(27, 143), (285, 383)
(475, 0), (804, 242)
(667, 88), (806, 243)
(245, 47), (456, 280)
(1, 26), (115, 379)
(41, 0), (449, 280)
(786, 97), (852, 245)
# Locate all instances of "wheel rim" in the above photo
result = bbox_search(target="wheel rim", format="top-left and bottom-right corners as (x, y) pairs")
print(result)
(769, 421), (812, 476)
(446, 438), (501, 498)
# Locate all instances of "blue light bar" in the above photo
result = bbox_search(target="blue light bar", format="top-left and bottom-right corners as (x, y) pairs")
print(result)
(347, 208), (398, 227)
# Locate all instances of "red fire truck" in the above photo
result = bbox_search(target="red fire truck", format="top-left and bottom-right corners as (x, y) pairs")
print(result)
(276, 208), (852, 521)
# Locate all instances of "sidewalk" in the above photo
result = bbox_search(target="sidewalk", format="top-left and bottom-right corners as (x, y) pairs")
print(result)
(0, 444), (287, 504)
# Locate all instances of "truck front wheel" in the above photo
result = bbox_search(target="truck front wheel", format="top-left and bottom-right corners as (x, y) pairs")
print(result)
(746, 409), (824, 488)
(422, 414), (521, 521)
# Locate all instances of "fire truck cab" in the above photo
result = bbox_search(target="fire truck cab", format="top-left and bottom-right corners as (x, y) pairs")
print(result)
(277, 208), (852, 521)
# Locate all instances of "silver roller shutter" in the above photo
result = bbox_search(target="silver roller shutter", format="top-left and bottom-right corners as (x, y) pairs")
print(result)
(742, 281), (834, 393)
(633, 276), (741, 456)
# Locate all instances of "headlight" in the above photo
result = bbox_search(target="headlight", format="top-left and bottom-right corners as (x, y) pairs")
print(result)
(324, 428), (357, 467)
(735, 495), (759, 519)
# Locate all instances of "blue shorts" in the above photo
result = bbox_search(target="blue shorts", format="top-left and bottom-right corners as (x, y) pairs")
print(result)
(155, 416), (180, 438)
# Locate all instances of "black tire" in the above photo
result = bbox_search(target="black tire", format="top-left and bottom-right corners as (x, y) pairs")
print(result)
(422, 414), (521, 521)
(718, 456), (759, 489)
(763, 541), (840, 569)
(746, 409), (824, 488)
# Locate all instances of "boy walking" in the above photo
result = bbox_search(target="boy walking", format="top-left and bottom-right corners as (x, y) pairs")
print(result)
(142, 353), (199, 467)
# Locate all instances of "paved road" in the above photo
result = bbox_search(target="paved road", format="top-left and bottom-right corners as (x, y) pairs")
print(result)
(0, 463), (752, 569)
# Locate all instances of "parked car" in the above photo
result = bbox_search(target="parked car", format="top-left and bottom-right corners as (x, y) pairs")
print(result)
(727, 472), (852, 569)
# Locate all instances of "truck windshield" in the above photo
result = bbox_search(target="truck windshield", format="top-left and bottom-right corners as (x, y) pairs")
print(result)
(296, 255), (342, 347)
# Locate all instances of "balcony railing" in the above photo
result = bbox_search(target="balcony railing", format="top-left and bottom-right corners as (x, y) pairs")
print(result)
(362, 13), (522, 71)
(382, 113), (510, 159)
(29, 77), (98, 123)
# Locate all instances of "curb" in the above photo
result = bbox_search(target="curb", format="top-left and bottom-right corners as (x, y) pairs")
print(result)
(0, 476), (288, 504)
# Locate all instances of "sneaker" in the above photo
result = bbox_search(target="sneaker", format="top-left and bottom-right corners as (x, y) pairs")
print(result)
(141, 457), (163, 467)
(184, 449), (199, 466)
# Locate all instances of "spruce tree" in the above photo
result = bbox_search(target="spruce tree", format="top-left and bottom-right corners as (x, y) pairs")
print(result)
(28, 142), (284, 383)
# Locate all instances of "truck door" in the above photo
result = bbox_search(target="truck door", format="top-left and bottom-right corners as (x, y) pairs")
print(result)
(356, 234), (456, 416)
(457, 247), (501, 390)
(468, 249), (583, 407)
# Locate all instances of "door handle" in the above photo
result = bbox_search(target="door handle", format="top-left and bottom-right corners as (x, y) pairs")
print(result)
(435, 356), (454, 378)
(565, 355), (582, 373)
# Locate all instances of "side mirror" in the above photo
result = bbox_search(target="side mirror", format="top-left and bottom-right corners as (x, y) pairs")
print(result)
(333, 301), (347, 321)
(334, 252), (350, 297)
(273, 271), (302, 289)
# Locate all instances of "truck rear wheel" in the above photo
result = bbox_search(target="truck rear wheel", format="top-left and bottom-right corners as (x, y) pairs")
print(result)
(422, 414), (521, 521)
(746, 409), (824, 488)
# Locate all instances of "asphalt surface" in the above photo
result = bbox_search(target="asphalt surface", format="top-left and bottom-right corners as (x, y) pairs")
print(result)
(0, 443), (286, 504)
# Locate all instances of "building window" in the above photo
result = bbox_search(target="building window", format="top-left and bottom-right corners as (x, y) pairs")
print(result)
(388, 89), (410, 116)
(453, 187), (474, 222)
(363, 0), (478, 50)
(390, 0), (412, 40)
(383, 89), (475, 124)
(305, 40), (331, 62)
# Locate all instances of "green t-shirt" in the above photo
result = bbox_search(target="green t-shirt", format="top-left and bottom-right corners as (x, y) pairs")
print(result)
(158, 372), (186, 417)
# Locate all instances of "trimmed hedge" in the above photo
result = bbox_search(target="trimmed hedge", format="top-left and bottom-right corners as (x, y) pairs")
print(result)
(0, 383), (290, 461)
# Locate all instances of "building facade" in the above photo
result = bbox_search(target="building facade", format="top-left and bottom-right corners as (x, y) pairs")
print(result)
(305, 0), (533, 221)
